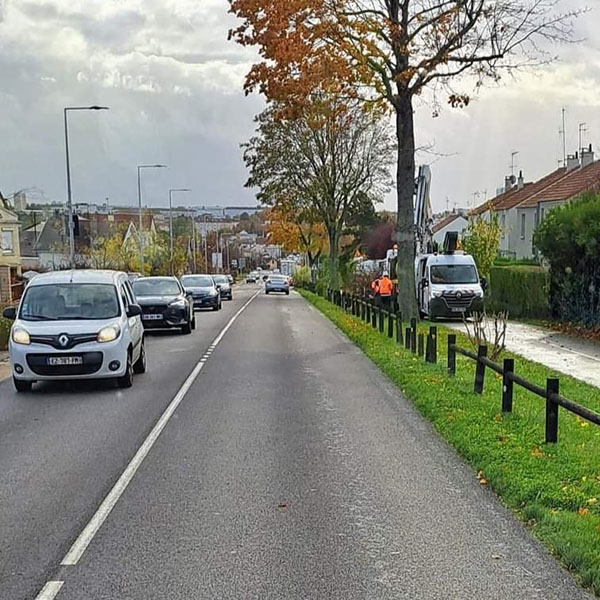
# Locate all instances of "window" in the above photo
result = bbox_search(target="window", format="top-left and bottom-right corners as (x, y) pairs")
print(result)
(120, 285), (130, 311)
(430, 264), (479, 284)
(500, 213), (506, 237)
(1, 229), (14, 254)
(520, 213), (526, 239)
(541, 207), (545, 222)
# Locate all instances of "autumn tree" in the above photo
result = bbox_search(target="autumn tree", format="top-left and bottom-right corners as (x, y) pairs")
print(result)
(230, 0), (580, 315)
(462, 209), (502, 277)
(268, 206), (328, 267)
(243, 98), (393, 287)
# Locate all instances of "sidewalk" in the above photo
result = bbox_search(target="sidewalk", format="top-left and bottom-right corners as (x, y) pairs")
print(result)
(0, 350), (10, 382)
(447, 320), (600, 388)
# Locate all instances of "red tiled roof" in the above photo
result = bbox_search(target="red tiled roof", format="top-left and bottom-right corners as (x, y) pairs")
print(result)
(432, 213), (462, 233)
(519, 160), (600, 207)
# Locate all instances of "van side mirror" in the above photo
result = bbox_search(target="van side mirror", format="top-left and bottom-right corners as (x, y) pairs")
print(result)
(127, 304), (142, 318)
(421, 278), (429, 288)
(3, 307), (16, 320)
(480, 277), (488, 292)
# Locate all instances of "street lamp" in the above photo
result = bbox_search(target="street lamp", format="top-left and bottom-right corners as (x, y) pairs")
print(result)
(137, 164), (167, 272)
(64, 106), (109, 268)
(168, 188), (191, 275)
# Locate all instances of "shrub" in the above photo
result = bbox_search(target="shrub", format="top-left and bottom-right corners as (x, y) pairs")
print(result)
(486, 265), (550, 318)
(534, 193), (600, 326)
(293, 265), (311, 287)
(462, 210), (502, 276)
(0, 316), (11, 350)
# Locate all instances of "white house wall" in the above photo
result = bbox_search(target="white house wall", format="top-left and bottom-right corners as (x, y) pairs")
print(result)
(432, 216), (468, 246)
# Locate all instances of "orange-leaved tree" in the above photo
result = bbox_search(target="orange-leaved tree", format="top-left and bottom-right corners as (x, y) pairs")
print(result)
(229, 0), (581, 316)
(268, 207), (328, 268)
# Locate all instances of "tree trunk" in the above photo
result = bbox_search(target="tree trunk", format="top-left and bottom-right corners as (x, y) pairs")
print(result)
(395, 91), (418, 318)
(328, 228), (340, 289)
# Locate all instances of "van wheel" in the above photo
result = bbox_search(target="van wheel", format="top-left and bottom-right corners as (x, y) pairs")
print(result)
(14, 378), (32, 393)
(117, 353), (134, 388)
(133, 340), (146, 374)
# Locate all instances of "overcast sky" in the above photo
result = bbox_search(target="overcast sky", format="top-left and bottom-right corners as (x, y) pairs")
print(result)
(0, 0), (596, 213)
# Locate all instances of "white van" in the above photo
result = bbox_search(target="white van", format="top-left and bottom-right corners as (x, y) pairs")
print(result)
(3, 270), (146, 392)
(415, 252), (485, 320)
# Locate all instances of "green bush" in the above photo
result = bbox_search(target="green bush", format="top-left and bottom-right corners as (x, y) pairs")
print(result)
(0, 317), (11, 350)
(293, 265), (311, 286)
(487, 265), (550, 318)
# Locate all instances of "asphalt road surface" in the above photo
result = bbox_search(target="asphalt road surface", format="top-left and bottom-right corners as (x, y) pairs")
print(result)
(0, 285), (592, 600)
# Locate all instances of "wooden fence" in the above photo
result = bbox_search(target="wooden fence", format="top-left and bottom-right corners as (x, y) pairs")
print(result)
(324, 287), (600, 445)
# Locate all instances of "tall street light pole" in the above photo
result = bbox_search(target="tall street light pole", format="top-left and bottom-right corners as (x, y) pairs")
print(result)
(137, 164), (167, 273)
(168, 188), (191, 275)
(64, 106), (109, 268)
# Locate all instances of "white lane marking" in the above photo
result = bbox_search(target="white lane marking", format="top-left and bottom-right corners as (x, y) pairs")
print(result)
(60, 289), (261, 567)
(35, 581), (64, 600)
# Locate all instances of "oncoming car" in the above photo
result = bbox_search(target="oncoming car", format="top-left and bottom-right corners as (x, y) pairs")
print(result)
(132, 277), (195, 334)
(181, 274), (221, 311)
(3, 270), (146, 392)
(212, 274), (233, 300)
(265, 274), (290, 295)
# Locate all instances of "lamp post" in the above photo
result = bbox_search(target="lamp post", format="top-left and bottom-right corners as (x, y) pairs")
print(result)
(137, 164), (167, 273)
(168, 188), (191, 275)
(64, 106), (109, 268)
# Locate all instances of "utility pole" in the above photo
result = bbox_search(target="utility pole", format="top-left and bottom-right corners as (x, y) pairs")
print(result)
(204, 215), (209, 273)
(192, 216), (197, 272)
(64, 106), (109, 268)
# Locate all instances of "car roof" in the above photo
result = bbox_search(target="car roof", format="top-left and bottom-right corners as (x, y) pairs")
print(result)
(181, 274), (213, 278)
(134, 276), (179, 282)
(427, 253), (476, 266)
(28, 269), (125, 287)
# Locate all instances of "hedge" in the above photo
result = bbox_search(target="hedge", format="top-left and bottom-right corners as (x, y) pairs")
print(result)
(486, 265), (550, 318)
(0, 317), (10, 351)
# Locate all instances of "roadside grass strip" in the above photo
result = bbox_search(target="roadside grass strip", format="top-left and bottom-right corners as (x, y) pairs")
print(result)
(299, 289), (600, 596)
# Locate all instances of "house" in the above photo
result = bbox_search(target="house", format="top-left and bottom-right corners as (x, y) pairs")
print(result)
(471, 146), (600, 259)
(432, 213), (468, 246)
(0, 205), (23, 302)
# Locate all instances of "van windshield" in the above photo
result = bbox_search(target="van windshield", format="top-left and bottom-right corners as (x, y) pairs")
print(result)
(430, 265), (478, 285)
(20, 284), (120, 321)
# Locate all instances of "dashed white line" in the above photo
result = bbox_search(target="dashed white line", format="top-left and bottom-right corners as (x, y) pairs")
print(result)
(59, 289), (261, 568)
(35, 581), (64, 600)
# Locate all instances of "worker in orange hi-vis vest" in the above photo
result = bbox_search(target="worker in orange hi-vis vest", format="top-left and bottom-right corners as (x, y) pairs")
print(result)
(378, 271), (394, 310)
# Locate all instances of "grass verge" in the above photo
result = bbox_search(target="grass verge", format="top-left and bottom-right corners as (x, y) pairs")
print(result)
(299, 289), (600, 596)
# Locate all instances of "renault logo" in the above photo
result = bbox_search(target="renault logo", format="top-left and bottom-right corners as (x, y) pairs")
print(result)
(456, 292), (462, 300)
(58, 334), (70, 348)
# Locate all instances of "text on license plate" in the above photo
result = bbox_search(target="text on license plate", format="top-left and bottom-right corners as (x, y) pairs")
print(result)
(451, 307), (466, 313)
(143, 314), (163, 320)
(47, 356), (83, 366)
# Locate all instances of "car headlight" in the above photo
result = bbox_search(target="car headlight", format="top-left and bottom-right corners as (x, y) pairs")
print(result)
(97, 325), (121, 343)
(209, 290), (218, 297)
(12, 328), (31, 345)
(169, 299), (186, 308)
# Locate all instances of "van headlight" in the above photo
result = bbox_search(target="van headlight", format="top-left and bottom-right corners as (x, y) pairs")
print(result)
(12, 328), (31, 345)
(97, 325), (120, 343)
(432, 291), (443, 298)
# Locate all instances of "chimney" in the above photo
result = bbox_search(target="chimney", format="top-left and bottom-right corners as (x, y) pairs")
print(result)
(581, 143), (595, 168)
(517, 170), (524, 190)
(504, 174), (516, 192)
(566, 153), (579, 171)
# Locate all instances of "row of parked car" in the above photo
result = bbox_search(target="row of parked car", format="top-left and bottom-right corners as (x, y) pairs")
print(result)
(2, 270), (235, 393)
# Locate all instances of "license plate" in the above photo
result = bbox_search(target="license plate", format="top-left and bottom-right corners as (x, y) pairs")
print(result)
(451, 307), (466, 313)
(47, 356), (83, 366)
(142, 314), (163, 320)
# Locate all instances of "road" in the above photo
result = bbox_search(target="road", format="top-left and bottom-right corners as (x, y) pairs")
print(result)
(0, 285), (591, 600)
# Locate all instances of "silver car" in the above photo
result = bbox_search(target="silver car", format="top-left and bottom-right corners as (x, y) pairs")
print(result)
(265, 275), (290, 295)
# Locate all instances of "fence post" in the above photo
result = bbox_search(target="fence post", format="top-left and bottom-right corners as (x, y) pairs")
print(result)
(388, 312), (394, 338)
(410, 318), (417, 353)
(371, 305), (377, 329)
(366, 301), (371, 323)
(361, 300), (366, 321)
(429, 326), (438, 363)
(545, 378), (559, 444)
(405, 327), (411, 350)
(396, 312), (403, 345)
(378, 308), (384, 333)
(418, 333), (425, 357)
(447, 334), (456, 376)
(502, 358), (514, 413)
(474, 345), (487, 394)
